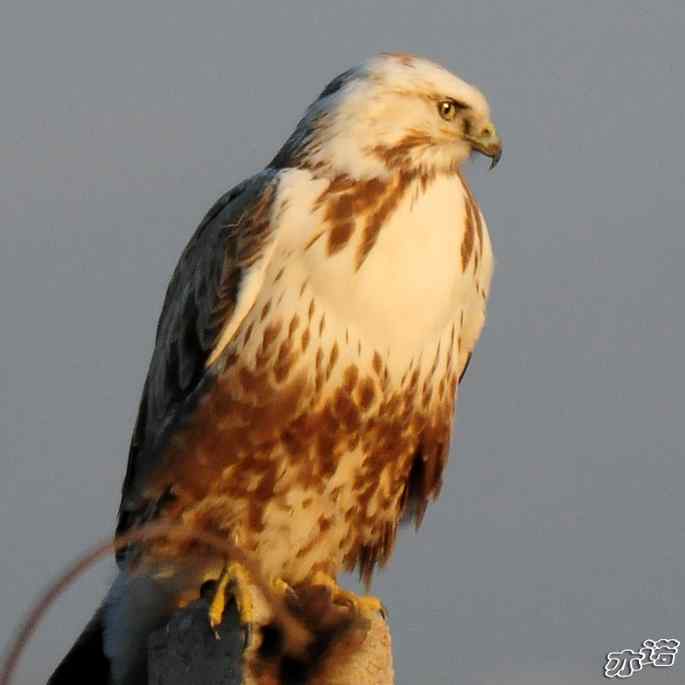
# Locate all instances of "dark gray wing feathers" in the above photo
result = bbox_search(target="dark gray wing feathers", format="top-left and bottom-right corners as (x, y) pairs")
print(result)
(116, 170), (279, 546)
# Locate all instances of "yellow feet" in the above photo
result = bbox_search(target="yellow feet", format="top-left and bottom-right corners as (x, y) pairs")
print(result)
(207, 563), (298, 645)
(272, 576), (297, 602)
(310, 571), (387, 620)
(208, 562), (257, 638)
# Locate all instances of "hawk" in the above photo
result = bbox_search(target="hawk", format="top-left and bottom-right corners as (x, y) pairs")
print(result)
(49, 53), (501, 684)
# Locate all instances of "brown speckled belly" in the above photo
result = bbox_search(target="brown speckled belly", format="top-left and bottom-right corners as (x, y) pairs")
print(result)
(140, 306), (460, 585)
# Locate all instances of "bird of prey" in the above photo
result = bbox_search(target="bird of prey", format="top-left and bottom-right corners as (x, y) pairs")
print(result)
(49, 53), (501, 684)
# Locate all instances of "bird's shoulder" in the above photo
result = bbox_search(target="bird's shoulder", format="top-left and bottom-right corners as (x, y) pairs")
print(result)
(115, 167), (293, 546)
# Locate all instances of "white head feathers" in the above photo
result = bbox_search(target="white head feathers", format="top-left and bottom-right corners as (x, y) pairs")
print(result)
(271, 53), (500, 179)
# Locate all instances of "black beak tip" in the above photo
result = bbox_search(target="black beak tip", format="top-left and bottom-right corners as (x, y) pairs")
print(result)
(489, 148), (502, 170)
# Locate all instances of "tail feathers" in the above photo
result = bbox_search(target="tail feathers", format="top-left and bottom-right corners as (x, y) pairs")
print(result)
(47, 609), (111, 685)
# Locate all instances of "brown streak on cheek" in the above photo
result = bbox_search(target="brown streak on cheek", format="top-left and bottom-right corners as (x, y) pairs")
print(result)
(369, 131), (433, 169)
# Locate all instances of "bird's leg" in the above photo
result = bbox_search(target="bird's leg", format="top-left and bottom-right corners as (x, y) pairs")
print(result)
(310, 571), (387, 620)
(208, 561), (256, 638)
(207, 563), (297, 642)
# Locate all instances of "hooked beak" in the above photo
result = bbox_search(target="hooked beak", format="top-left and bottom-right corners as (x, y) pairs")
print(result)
(466, 124), (502, 169)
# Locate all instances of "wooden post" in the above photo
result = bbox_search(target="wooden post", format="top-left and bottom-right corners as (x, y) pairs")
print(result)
(148, 595), (394, 685)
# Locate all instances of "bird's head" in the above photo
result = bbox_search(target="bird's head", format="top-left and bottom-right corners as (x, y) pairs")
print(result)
(271, 53), (501, 179)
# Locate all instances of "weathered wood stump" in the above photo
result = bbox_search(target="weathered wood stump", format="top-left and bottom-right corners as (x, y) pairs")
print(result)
(148, 591), (394, 685)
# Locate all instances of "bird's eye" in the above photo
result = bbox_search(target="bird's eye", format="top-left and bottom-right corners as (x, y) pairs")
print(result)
(438, 100), (459, 121)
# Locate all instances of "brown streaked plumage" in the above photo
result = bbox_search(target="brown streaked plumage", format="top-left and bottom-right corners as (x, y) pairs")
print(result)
(369, 131), (436, 169)
(49, 52), (501, 685)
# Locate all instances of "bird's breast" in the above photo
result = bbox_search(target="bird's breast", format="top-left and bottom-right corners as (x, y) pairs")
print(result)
(282, 171), (492, 380)
(137, 168), (493, 583)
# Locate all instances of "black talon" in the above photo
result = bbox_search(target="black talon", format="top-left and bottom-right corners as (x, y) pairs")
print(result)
(378, 602), (389, 621)
(240, 623), (252, 651)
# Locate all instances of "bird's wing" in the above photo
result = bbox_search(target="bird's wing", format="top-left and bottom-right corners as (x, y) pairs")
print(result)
(115, 169), (281, 552)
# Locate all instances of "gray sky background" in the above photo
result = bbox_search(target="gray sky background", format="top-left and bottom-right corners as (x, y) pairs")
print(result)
(1, 2), (684, 684)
